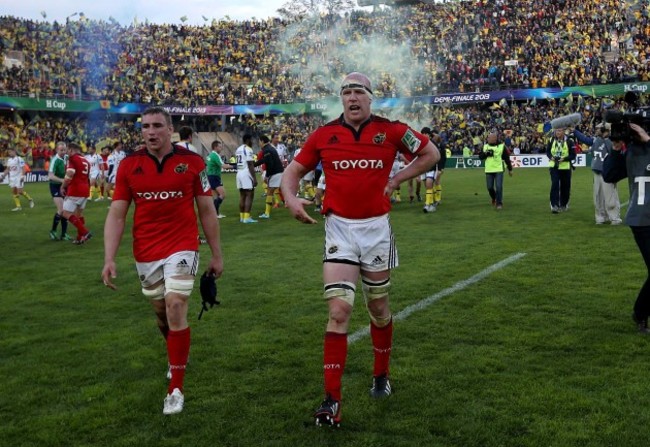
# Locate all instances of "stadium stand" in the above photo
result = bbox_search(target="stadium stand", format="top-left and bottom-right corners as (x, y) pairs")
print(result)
(0, 0), (647, 160)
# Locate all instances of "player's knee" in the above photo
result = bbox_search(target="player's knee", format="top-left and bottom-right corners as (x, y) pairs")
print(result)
(165, 277), (194, 297)
(362, 277), (391, 304)
(142, 283), (165, 301)
(324, 281), (356, 307)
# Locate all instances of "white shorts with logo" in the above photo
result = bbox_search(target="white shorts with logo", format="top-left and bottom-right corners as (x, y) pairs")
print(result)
(63, 196), (88, 212)
(267, 172), (282, 188)
(323, 213), (398, 272)
(136, 250), (199, 288)
(236, 170), (255, 190)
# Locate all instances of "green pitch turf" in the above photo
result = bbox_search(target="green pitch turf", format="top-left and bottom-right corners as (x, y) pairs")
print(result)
(1, 167), (646, 447)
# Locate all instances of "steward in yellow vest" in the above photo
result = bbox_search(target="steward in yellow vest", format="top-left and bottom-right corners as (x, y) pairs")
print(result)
(478, 131), (513, 209)
(546, 127), (577, 213)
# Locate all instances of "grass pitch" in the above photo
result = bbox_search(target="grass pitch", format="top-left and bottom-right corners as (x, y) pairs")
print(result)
(1, 166), (646, 447)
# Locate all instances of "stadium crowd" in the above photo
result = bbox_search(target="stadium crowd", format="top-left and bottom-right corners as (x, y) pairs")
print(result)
(0, 0), (648, 161)
(0, 0), (648, 104)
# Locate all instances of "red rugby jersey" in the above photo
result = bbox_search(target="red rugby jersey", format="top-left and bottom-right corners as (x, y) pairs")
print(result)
(66, 153), (91, 198)
(112, 146), (211, 262)
(294, 115), (429, 219)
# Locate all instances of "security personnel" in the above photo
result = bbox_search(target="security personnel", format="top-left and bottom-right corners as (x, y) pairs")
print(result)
(479, 131), (513, 210)
(546, 127), (577, 213)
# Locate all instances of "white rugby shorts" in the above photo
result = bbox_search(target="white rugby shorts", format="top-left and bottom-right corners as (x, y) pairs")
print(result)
(267, 173), (282, 189)
(419, 168), (437, 181)
(236, 170), (255, 190)
(323, 213), (398, 272)
(62, 196), (88, 212)
(136, 250), (199, 288)
(302, 170), (315, 182)
(8, 175), (24, 189)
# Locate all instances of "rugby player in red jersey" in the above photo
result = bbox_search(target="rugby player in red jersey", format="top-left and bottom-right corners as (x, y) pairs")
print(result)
(102, 106), (224, 415)
(60, 142), (92, 244)
(281, 72), (440, 426)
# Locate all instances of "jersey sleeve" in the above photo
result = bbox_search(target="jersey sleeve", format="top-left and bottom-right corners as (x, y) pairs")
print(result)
(390, 122), (430, 162)
(194, 159), (212, 197)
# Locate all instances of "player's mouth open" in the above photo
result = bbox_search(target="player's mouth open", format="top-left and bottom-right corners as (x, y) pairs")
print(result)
(349, 105), (360, 111)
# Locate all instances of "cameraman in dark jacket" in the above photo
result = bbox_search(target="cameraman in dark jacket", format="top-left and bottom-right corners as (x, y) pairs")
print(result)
(603, 123), (650, 333)
(546, 127), (577, 213)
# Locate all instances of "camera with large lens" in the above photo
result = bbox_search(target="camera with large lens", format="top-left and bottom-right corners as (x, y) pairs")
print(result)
(605, 108), (650, 142)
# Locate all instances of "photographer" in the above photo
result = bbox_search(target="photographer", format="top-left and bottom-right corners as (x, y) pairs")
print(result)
(546, 127), (577, 213)
(479, 131), (513, 210)
(603, 122), (650, 333)
(573, 123), (622, 225)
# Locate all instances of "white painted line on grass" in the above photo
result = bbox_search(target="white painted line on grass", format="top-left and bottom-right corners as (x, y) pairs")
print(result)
(348, 252), (528, 344)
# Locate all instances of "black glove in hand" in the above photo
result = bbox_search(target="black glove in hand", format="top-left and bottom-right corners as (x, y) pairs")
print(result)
(198, 271), (219, 320)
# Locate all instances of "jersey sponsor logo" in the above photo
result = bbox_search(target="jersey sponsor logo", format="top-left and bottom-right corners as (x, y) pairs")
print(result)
(174, 163), (189, 174)
(327, 135), (340, 144)
(373, 132), (386, 144)
(401, 129), (421, 153)
(331, 159), (384, 170)
(323, 363), (342, 370)
(135, 191), (184, 200)
(199, 169), (210, 192)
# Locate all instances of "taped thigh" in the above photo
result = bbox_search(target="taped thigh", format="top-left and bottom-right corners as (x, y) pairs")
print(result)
(142, 283), (165, 301)
(361, 276), (391, 303)
(165, 277), (195, 297)
(323, 281), (356, 306)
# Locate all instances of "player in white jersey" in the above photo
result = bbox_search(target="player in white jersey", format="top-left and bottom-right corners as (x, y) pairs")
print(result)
(85, 146), (104, 201)
(234, 134), (258, 223)
(1, 148), (34, 211)
(106, 142), (126, 199)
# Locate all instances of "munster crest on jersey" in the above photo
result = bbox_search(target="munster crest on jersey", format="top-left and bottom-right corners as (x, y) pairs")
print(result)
(174, 163), (189, 174)
(373, 133), (386, 145)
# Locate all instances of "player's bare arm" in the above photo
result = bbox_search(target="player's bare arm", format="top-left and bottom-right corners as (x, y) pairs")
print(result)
(281, 160), (317, 224)
(196, 195), (224, 278)
(102, 200), (130, 289)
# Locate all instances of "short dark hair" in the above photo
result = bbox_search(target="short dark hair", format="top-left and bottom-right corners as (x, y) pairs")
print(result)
(211, 140), (222, 149)
(142, 106), (172, 125)
(179, 126), (193, 141)
(260, 135), (270, 144)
